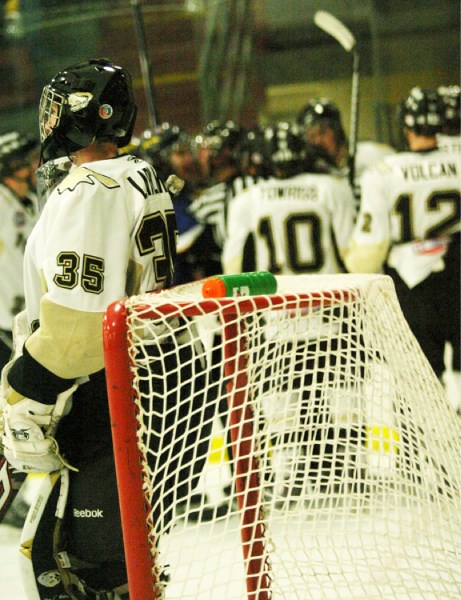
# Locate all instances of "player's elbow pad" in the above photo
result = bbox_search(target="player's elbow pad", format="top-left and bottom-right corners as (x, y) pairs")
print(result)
(344, 242), (387, 274)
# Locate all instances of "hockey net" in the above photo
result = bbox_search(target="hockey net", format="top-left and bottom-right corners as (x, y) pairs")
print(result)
(103, 274), (461, 600)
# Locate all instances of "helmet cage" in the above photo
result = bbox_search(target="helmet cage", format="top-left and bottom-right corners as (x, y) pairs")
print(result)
(39, 85), (67, 145)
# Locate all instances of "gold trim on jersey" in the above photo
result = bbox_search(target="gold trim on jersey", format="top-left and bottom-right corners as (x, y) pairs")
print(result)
(57, 167), (120, 193)
(344, 240), (389, 274)
(26, 297), (104, 379)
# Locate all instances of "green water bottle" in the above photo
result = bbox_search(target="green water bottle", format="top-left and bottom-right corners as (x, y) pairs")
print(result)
(202, 271), (277, 298)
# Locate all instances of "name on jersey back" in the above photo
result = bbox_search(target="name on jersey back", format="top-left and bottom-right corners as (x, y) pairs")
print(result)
(401, 161), (458, 182)
(261, 186), (318, 201)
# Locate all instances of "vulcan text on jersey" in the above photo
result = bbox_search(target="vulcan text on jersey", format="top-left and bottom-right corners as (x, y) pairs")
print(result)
(401, 161), (458, 182)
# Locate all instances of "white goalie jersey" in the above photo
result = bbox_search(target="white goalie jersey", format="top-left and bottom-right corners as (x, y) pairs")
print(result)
(222, 173), (355, 275)
(22, 154), (176, 379)
(345, 148), (461, 287)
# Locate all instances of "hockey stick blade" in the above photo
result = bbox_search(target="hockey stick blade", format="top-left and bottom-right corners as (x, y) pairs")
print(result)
(314, 10), (356, 52)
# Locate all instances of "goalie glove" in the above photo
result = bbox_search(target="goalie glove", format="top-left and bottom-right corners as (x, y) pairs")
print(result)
(1, 384), (78, 473)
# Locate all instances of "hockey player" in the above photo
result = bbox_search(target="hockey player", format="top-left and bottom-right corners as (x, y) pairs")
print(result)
(223, 121), (357, 503)
(0, 131), (40, 530)
(437, 85), (461, 153)
(0, 131), (39, 372)
(190, 120), (246, 261)
(297, 97), (395, 200)
(223, 120), (355, 275)
(190, 121), (274, 271)
(0, 58), (211, 598)
(345, 87), (460, 408)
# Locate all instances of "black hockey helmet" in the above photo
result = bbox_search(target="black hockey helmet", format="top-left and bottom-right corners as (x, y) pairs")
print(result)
(198, 120), (243, 159)
(438, 85), (460, 133)
(297, 98), (347, 146)
(0, 131), (39, 179)
(137, 123), (192, 180)
(138, 123), (190, 162)
(239, 124), (272, 177)
(39, 58), (137, 161)
(397, 87), (444, 136)
(266, 121), (306, 178)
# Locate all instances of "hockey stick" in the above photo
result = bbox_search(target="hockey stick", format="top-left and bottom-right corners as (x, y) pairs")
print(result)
(131, 0), (159, 129)
(314, 10), (360, 191)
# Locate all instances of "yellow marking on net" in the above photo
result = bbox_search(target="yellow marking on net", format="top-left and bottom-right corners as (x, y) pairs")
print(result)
(366, 426), (400, 453)
(208, 435), (229, 463)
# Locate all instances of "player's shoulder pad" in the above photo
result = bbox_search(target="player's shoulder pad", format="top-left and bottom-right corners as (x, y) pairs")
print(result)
(57, 166), (120, 194)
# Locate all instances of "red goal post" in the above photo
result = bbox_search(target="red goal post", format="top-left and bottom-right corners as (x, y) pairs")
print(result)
(103, 274), (461, 600)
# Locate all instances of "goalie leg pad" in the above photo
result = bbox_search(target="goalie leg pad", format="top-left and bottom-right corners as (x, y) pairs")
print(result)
(19, 470), (69, 599)
(20, 467), (128, 599)
(65, 454), (128, 594)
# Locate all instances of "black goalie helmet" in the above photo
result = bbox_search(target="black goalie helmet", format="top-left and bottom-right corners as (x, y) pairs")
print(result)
(397, 87), (444, 135)
(39, 58), (137, 161)
(0, 131), (39, 179)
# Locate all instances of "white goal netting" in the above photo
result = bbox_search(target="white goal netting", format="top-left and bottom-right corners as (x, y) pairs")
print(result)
(103, 274), (461, 600)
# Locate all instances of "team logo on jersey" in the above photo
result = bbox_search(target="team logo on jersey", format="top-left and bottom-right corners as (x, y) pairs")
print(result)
(38, 570), (61, 587)
(58, 167), (120, 193)
(413, 239), (448, 256)
(99, 104), (113, 119)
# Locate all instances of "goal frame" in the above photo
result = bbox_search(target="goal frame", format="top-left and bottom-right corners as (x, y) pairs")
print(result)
(103, 288), (354, 600)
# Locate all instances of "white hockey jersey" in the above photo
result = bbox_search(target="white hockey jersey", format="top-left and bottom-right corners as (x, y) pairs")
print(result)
(355, 140), (396, 180)
(190, 175), (262, 248)
(345, 148), (461, 287)
(222, 173), (355, 275)
(23, 154), (176, 378)
(0, 184), (37, 330)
